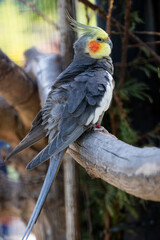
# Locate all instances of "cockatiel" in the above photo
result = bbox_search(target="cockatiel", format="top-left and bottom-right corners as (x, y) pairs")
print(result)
(6, 18), (114, 240)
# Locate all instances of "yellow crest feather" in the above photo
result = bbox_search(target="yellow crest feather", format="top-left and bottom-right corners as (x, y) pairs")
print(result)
(67, 13), (106, 37)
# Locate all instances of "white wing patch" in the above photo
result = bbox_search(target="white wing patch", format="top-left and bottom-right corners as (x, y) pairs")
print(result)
(92, 83), (113, 124)
(106, 71), (113, 82)
(85, 113), (94, 126)
(85, 74), (114, 126)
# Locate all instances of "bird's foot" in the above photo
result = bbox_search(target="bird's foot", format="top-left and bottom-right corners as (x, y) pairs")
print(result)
(93, 124), (109, 134)
(93, 124), (117, 139)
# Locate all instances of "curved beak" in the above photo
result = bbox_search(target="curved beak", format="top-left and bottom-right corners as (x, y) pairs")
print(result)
(107, 37), (113, 49)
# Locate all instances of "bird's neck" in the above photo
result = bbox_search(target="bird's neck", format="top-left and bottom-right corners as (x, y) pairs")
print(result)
(94, 56), (113, 75)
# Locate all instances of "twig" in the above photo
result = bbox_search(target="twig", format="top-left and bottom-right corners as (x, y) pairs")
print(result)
(119, 0), (132, 88)
(111, 17), (160, 64)
(18, 0), (59, 30)
(106, 0), (114, 36)
(79, 0), (160, 65)
(128, 41), (160, 48)
(85, 5), (90, 24)
(79, 0), (106, 18)
(138, 125), (160, 141)
(111, 31), (160, 36)
(133, 31), (160, 36)
(111, 30), (122, 35)
(114, 58), (155, 67)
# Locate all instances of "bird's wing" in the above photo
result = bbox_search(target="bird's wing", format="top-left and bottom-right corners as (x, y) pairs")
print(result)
(6, 111), (47, 161)
(27, 69), (108, 170)
(6, 58), (96, 162)
(22, 150), (66, 240)
(6, 86), (68, 161)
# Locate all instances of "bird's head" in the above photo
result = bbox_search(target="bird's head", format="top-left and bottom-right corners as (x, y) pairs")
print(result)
(69, 16), (113, 59)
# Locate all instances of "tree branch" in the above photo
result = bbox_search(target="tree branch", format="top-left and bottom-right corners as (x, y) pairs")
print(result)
(106, 0), (114, 35)
(68, 130), (160, 201)
(128, 41), (160, 48)
(58, 3), (81, 239)
(0, 97), (24, 145)
(24, 47), (62, 105)
(0, 50), (40, 129)
(119, 0), (131, 87)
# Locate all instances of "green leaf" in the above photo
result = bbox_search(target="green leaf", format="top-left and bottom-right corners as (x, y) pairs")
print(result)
(119, 117), (138, 145)
(140, 46), (150, 57)
(137, 66), (151, 77)
(119, 79), (153, 103)
(158, 67), (160, 78)
(146, 64), (158, 73)
(130, 11), (144, 31)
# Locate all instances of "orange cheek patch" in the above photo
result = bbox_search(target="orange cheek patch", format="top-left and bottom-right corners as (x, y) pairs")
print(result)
(88, 41), (101, 53)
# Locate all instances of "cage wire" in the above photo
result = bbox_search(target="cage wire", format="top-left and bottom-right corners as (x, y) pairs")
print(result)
(0, 0), (59, 65)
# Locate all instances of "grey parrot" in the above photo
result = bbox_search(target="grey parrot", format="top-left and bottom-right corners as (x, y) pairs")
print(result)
(6, 19), (114, 240)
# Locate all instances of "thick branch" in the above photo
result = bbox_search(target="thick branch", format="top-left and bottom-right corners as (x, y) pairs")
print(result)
(58, 3), (80, 240)
(68, 129), (160, 201)
(0, 50), (40, 129)
(106, 0), (114, 35)
(0, 97), (24, 145)
(24, 47), (62, 105)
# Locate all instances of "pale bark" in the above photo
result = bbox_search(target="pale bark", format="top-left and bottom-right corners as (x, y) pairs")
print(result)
(68, 129), (160, 201)
(24, 47), (62, 105)
(0, 97), (22, 145)
(0, 50), (40, 129)
(58, 1), (81, 240)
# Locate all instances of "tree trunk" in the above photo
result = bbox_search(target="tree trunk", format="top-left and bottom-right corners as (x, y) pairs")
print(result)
(58, 1), (81, 239)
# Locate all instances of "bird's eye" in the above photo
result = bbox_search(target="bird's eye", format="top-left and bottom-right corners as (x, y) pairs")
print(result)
(96, 37), (104, 43)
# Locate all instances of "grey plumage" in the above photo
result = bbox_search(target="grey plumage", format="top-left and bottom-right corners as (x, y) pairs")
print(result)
(22, 151), (65, 240)
(26, 59), (113, 169)
(6, 112), (47, 161)
(6, 29), (114, 240)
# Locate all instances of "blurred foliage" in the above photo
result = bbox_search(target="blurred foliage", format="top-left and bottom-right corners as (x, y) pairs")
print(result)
(0, 0), (96, 64)
(0, 0), (58, 64)
(79, 166), (139, 240)
(130, 11), (144, 31)
(119, 78), (152, 102)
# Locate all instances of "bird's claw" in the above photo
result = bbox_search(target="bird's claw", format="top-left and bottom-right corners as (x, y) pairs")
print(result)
(93, 125), (117, 139)
(93, 125), (109, 134)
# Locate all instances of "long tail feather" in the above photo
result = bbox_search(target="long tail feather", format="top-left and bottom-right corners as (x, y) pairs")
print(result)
(22, 150), (65, 240)
(6, 126), (46, 161)
(26, 126), (84, 170)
